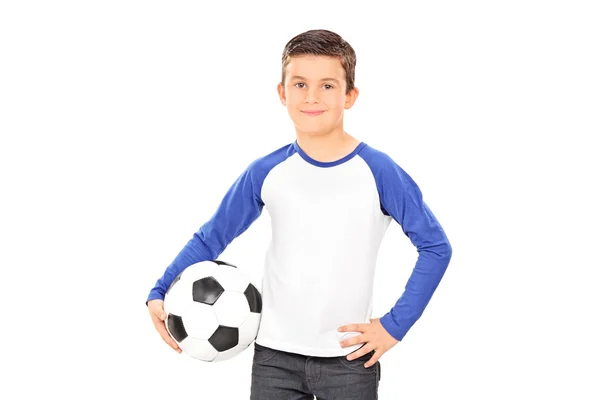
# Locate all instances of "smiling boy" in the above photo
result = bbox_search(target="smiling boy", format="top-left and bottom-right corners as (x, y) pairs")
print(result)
(147, 29), (452, 399)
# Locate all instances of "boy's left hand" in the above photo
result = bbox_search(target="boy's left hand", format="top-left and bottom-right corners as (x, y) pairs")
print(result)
(338, 318), (399, 367)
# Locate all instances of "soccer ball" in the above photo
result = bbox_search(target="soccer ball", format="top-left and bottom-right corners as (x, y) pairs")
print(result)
(163, 260), (262, 362)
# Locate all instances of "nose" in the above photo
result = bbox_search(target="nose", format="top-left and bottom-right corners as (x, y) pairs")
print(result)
(304, 86), (320, 104)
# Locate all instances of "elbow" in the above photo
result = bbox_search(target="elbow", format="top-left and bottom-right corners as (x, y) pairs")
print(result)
(425, 239), (452, 272)
(439, 240), (452, 269)
(421, 238), (452, 262)
(444, 240), (452, 263)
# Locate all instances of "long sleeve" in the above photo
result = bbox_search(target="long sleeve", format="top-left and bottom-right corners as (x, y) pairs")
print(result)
(146, 161), (265, 304)
(376, 157), (452, 341)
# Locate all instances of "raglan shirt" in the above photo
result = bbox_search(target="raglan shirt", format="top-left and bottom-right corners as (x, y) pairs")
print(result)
(147, 140), (452, 357)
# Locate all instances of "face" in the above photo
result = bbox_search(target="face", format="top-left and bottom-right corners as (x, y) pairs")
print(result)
(277, 55), (359, 137)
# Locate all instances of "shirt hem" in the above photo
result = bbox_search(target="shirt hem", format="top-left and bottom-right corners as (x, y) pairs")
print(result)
(255, 337), (358, 358)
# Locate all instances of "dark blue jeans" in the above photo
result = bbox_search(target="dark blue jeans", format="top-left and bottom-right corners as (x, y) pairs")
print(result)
(250, 343), (381, 399)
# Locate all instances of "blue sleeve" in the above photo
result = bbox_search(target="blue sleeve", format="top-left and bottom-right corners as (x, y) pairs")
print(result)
(374, 156), (452, 341)
(146, 160), (265, 304)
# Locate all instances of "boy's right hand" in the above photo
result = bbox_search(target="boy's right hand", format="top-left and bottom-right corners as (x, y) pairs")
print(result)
(148, 299), (182, 353)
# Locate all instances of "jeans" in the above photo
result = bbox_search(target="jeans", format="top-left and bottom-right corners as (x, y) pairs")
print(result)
(250, 342), (381, 399)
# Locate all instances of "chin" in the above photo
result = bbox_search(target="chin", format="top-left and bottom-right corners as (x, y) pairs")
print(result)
(295, 126), (331, 137)
(292, 121), (330, 135)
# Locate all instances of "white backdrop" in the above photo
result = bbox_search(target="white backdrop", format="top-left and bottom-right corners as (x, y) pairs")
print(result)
(1, 1), (598, 399)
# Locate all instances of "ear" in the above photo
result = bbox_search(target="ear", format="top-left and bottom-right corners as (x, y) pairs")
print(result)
(277, 82), (286, 106)
(344, 86), (359, 109)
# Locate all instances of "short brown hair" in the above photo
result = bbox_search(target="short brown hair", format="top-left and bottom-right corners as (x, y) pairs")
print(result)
(281, 29), (356, 94)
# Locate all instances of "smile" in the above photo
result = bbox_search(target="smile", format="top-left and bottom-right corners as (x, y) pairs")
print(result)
(301, 111), (325, 116)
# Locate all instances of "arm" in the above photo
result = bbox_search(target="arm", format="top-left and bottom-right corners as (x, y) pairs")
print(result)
(146, 160), (265, 304)
(377, 159), (452, 341)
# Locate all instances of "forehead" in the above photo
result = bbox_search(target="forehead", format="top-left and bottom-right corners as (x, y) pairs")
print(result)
(285, 55), (345, 80)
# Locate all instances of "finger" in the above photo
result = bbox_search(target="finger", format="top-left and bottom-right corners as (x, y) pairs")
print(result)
(340, 333), (366, 348)
(346, 344), (374, 361)
(148, 302), (167, 321)
(364, 350), (382, 368)
(149, 309), (167, 324)
(153, 317), (182, 353)
(338, 324), (358, 332)
(338, 323), (365, 333)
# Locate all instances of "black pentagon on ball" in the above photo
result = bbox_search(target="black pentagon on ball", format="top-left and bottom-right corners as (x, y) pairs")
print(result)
(166, 313), (187, 342)
(244, 283), (262, 313)
(208, 326), (239, 351)
(192, 277), (224, 305)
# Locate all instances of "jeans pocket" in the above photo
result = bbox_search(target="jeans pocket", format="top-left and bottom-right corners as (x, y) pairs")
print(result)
(335, 349), (378, 372)
(253, 342), (279, 364)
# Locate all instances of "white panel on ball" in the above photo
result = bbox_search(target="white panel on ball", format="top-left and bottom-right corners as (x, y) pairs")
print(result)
(179, 337), (219, 362)
(213, 291), (251, 327)
(211, 263), (251, 292)
(163, 277), (192, 316)
(182, 301), (219, 340)
(238, 312), (262, 346)
(180, 260), (218, 283)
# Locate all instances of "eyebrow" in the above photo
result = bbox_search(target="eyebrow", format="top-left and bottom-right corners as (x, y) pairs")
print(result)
(290, 75), (341, 84)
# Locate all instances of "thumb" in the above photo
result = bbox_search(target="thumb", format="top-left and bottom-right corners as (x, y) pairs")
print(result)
(150, 300), (167, 320)
(150, 304), (167, 321)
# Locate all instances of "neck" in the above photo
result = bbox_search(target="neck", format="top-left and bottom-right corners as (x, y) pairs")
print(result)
(295, 126), (360, 163)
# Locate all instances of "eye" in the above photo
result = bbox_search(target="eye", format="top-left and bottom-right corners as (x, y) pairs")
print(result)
(294, 82), (306, 88)
(323, 84), (334, 90)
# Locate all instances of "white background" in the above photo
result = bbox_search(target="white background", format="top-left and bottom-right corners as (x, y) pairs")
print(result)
(1, 1), (598, 399)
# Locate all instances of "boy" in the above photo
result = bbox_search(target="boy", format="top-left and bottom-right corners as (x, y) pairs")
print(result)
(147, 29), (452, 399)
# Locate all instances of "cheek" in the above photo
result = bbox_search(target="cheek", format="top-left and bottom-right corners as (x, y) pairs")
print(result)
(328, 99), (347, 114)
(325, 92), (346, 107)
(286, 90), (304, 105)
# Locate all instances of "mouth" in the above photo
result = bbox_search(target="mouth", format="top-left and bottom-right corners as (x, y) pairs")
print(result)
(301, 110), (325, 116)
